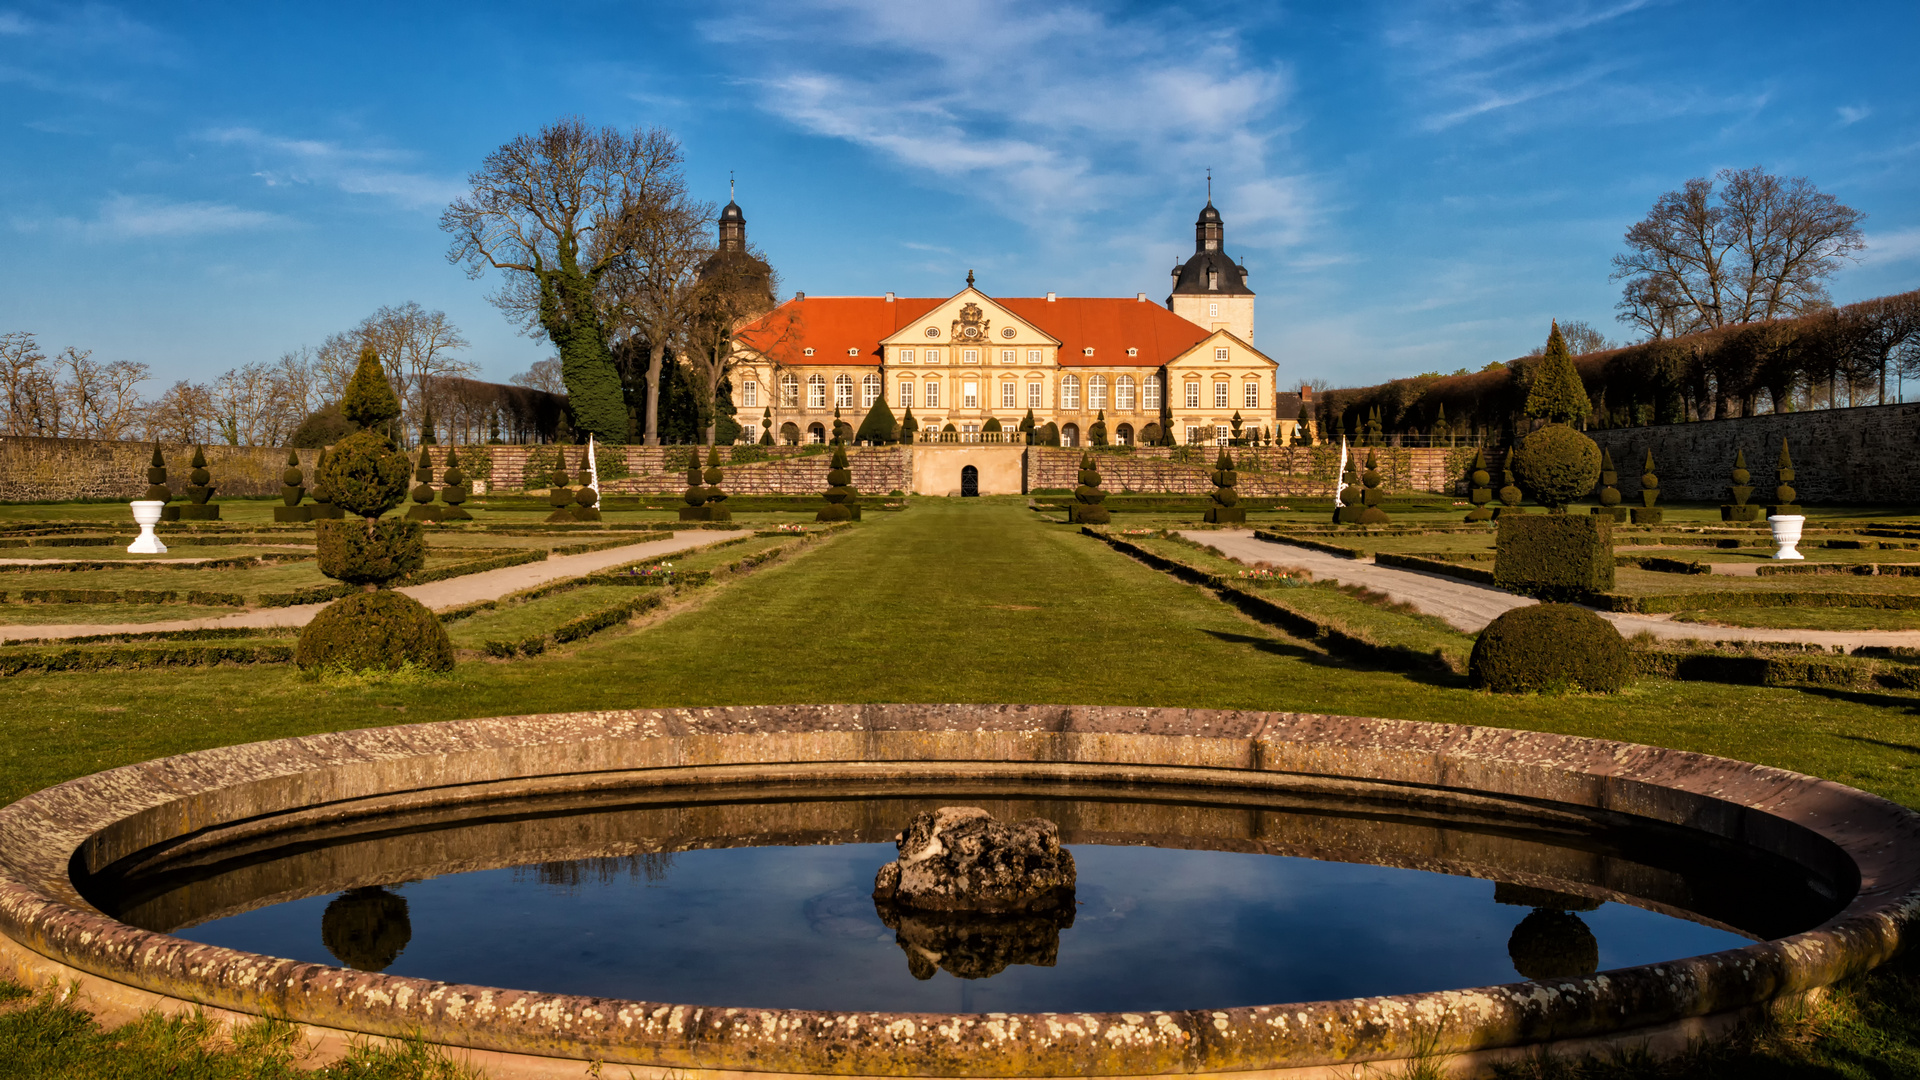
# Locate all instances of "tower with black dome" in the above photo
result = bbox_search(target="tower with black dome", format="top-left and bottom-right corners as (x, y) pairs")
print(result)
(698, 177), (774, 319)
(1166, 187), (1255, 346)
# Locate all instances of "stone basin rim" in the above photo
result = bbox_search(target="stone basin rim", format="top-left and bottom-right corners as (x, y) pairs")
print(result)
(0, 703), (1914, 1078)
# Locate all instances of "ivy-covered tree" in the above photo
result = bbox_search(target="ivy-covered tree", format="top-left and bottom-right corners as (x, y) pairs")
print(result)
(1524, 322), (1593, 425)
(1204, 448), (1245, 524)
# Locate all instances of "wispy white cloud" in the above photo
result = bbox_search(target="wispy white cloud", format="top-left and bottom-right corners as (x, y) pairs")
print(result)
(699, 0), (1314, 252)
(14, 193), (287, 240)
(1861, 227), (1920, 267)
(1836, 104), (1871, 127)
(198, 127), (464, 211)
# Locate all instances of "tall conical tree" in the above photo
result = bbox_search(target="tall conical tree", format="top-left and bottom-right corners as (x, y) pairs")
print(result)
(856, 395), (898, 445)
(1465, 447), (1494, 522)
(1771, 439), (1799, 516)
(177, 444), (222, 520)
(1204, 448), (1245, 524)
(341, 346), (402, 441)
(1070, 452), (1110, 524)
(1293, 402), (1312, 445)
(1358, 450), (1390, 525)
(405, 445), (439, 521)
(417, 400), (437, 446)
(816, 442), (859, 521)
(1524, 322), (1592, 425)
(699, 445), (729, 521)
(439, 445), (472, 521)
(899, 408), (920, 444)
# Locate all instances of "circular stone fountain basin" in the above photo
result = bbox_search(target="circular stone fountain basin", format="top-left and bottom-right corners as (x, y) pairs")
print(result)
(0, 705), (1916, 1078)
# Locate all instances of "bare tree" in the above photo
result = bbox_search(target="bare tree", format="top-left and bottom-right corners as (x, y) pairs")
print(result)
(1529, 320), (1616, 356)
(602, 190), (714, 444)
(1, 332), (53, 436)
(62, 349), (150, 439)
(682, 251), (784, 444)
(443, 117), (689, 444)
(510, 357), (567, 394)
(1611, 167), (1865, 340)
(144, 381), (216, 444)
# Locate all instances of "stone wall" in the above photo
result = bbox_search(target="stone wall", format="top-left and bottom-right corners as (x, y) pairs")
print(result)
(1585, 402), (1917, 505)
(480, 444), (908, 496)
(0, 438), (301, 501)
(1027, 445), (1470, 497)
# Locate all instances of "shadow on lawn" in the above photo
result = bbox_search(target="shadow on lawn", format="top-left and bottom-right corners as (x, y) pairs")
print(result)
(1198, 628), (1469, 689)
(1797, 685), (1920, 717)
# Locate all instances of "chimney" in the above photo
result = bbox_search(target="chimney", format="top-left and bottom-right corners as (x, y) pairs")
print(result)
(796, 292), (806, 300)
(1300, 385), (1311, 401)
(1045, 292), (1056, 302)
(884, 292), (895, 302)
(1136, 292), (1147, 302)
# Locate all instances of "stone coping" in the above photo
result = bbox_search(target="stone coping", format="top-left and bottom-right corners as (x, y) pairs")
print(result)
(0, 705), (1915, 1077)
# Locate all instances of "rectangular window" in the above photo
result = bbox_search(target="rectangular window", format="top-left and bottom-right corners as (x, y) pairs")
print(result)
(962, 349), (979, 364)
(963, 383), (978, 409)
(925, 382), (940, 408)
(1027, 381), (1042, 408)
(899, 349), (915, 364)
(862, 379), (878, 407)
(926, 349), (942, 364)
(1185, 425), (1201, 445)
(1144, 376), (1160, 411)
(1244, 382), (1260, 409)
(899, 381), (914, 409)
(742, 380), (758, 408)
(1215, 347), (1229, 360)
(1214, 381), (1229, 408)
(1215, 425), (1230, 445)
(1184, 382), (1200, 409)
(1001, 349), (1015, 364)
(1027, 350), (1042, 364)
(963, 423), (979, 442)
(1208, 303), (1219, 318)
(1001, 381), (1015, 409)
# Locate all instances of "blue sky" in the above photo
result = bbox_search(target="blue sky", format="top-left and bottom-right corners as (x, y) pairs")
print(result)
(4, 0), (1916, 393)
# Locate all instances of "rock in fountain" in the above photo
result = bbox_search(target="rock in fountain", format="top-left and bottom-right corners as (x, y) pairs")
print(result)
(872, 807), (1077, 981)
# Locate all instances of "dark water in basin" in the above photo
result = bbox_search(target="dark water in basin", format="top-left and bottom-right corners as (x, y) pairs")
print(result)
(87, 784), (1846, 1013)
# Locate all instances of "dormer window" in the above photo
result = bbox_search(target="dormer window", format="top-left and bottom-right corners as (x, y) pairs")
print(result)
(1082, 347), (1095, 356)
(1207, 268), (1219, 290)
(803, 347), (815, 356)
(847, 348), (859, 356)
(1126, 347), (1138, 357)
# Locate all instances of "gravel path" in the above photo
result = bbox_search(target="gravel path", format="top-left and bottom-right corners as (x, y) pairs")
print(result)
(0, 531), (748, 643)
(1181, 530), (1920, 650)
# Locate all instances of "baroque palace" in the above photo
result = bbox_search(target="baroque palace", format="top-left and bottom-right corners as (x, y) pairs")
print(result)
(727, 197), (1289, 448)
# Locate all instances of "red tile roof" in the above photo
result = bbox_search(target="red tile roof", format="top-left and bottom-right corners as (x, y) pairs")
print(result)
(736, 295), (1215, 367)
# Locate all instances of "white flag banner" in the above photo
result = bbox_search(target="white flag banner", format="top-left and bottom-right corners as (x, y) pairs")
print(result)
(1333, 436), (1349, 507)
(586, 435), (601, 499)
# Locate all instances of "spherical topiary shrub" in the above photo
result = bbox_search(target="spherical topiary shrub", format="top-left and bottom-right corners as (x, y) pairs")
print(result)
(1507, 909), (1600, 981)
(316, 429), (412, 518)
(315, 518), (427, 585)
(1510, 424), (1601, 512)
(296, 589), (453, 674)
(320, 886), (412, 972)
(1469, 603), (1627, 694)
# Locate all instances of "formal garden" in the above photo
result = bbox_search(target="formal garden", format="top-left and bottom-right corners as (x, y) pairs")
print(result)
(2, 351), (1920, 1079)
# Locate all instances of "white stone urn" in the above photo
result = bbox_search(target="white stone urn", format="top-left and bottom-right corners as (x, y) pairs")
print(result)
(1770, 514), (1806, 560)
(127, 500), (169, 554)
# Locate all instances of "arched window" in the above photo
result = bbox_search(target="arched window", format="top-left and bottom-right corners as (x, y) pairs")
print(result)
(1061, 374), (1080, 410)
(781, 373), (799, 407)
(1143, 375), (1161, 411)
(806, 374), (826, 409)
(862, 373), (880, 407)
(1089, 374), (1107, 410)
(834, 373), (855, 408)
(1116, 375), (1135, 410)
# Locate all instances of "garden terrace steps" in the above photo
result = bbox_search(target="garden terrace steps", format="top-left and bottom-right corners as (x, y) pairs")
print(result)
(0, 530), (749, 643)
(1193, 529), (1920, 650)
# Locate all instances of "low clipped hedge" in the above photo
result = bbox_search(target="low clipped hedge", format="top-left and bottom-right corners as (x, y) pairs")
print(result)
(482, 634), (547, 658)
(1758, 562), (1920, 577)
(1250, 530), (1367, 559)
(405, 547), (545, 584)
(1617, 555), (1710, 574)
(554, 591), (666, 643)
(295, 590), (453, 673)
(1493, 514), (1614, 600)
(0, 552), (311, 574)
(1632, 646), (1920, 691)
(1591, 590), (1920, 614)
(0, 641), (294, 676)
(258, 583), (360, 608)
(1469, 604), (1627, 693)
(3, 588), (244, 606)
(551, 532), (671, 556)
(1373, 552), (1496, 584)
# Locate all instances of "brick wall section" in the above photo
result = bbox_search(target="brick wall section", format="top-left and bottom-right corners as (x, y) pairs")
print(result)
(1027, 445), (1470, 496)
(479, 445), (908, 496)
(1585, 403), (1918, 504)
(0, 438), (299, 501)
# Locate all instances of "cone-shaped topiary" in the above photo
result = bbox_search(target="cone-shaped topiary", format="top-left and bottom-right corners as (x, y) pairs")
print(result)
(296, 589), (452, 674)
(1229, 411), (1244, 445)
(175, 444), (222, 520)
(678, 453), (709, 521)
(1204, 448), (1245, 524)
(1294, 402), (1312, 445)
(139, 441), (176, 521)
(307, 446), (343, 519)
(832, 407), (852, 444)
(856, 396), (898, 445)
(1771, 439), (1799, 516)
(1335, 451), (1365, 524)
(1524, 322), (1592, 425)
(544, 446), (574, 519)
(1507, 909), (1600, 981)
(1722, 448), (1762, 522)
(439, 446), (472, 521)
(273, 446), (310, 523)
(321, 886), (411, 973)
(1511, 424), (1600, 512)
(553, 412), (574, 446)
(404, 445), (440, 521)
(899, 408), (920, 444)
(341, 346), (402, 433)
(1629, 448), (1662, 524)
(1358, 450), (1390, 525)
(1466, 447), (1494, 522)
(698, 446), (730, 521)
(573, 450), (600, 519)
(982, 416), (1003, 437)
(816, 442), (859, 521)
(1090, 410), (1108, 446)
(1591, 447), (1625, 522)
(1434, 403), (1449, 445)
(1470, 603), (1626, 693)
(1497, 460), (1526, 516)
(759, 407), (774, 446)
(1070, 452), (1110, 525)
(417, 401), (436, 446)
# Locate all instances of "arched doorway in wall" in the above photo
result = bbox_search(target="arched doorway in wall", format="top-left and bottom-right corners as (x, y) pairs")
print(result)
(960, 465), (979, 497)
(1115, 423), (1134, 446)
(780, 422), (800, 445)
(1061, 423), (1080, 447)
(807, 423), (826, 444)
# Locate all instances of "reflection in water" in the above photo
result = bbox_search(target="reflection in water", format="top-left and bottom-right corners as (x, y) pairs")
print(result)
(876, 900), (1076, 981)
(1497, 882), (1600, 981)
(320, 886), (411, 972)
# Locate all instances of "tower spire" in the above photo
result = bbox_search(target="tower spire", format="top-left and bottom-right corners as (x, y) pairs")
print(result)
(730, 170), (735, 200)
(1206, 168), (1212, 203)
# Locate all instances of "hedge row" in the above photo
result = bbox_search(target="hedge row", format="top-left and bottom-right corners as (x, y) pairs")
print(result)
(1372, 552), (1497, 584)
(2, 626), (295, 647)
(555, 591), (667, 643)
(0, 641), (294, 676)
(404, 547), (547, 585)
(1631, 647), (1920, 691)
(1250, 530), (1366, 559)
(1096, 532), (1457, 673)
(584, 567), (713, 587)
(3, 587), (244, 606)
(0, 536), (115, 549)
(482, 635), (547, 658)
(1618, 555), (1710, 574)
(1758, 563), (1920, 577)
(550, 532), (672, 556)
(258, 583), (360, 607)
(0, 551), (313, 574)
(1592, 590), (1920, 614)
(1824, 539), (1920, 551)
